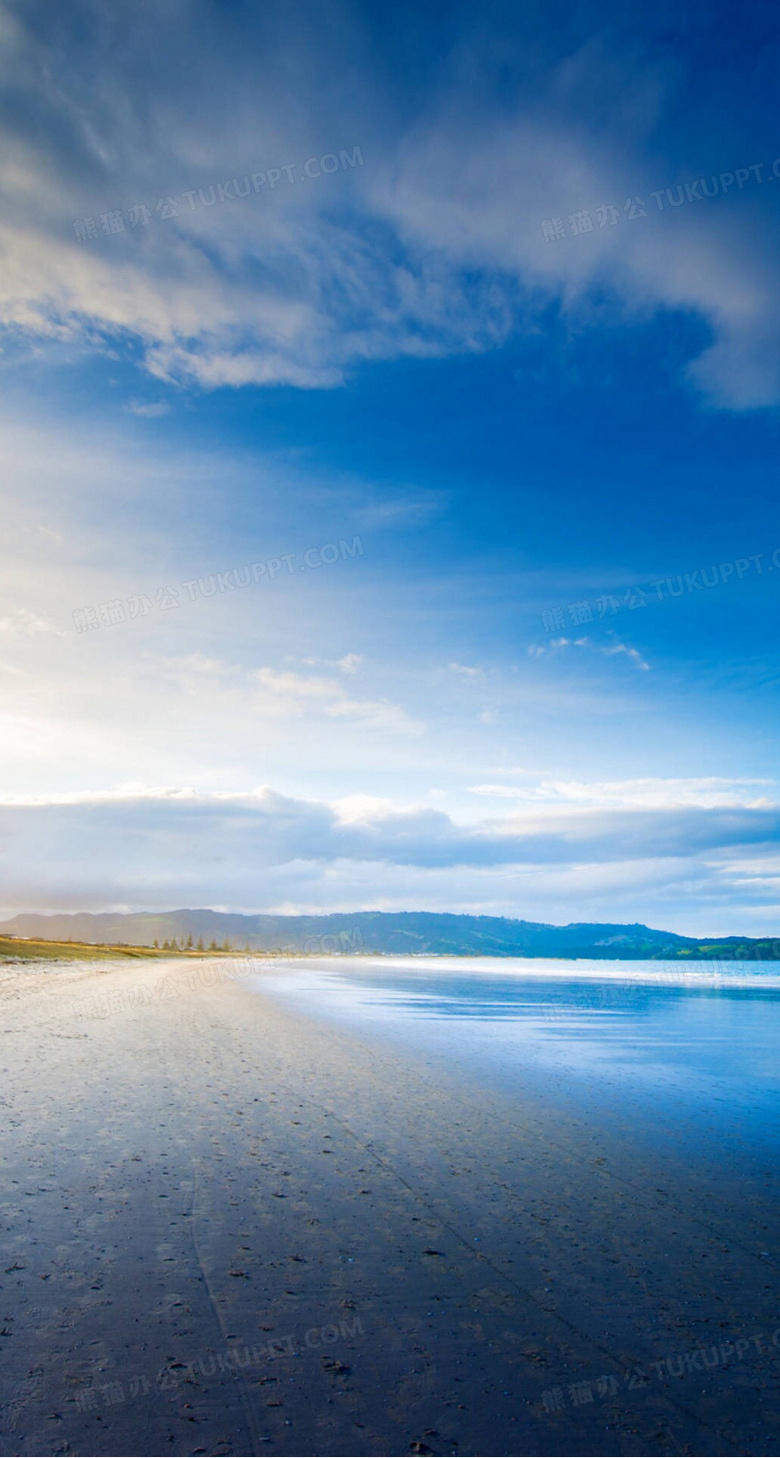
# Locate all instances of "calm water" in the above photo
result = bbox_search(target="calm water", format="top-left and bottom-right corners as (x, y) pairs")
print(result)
(259, 956), (780, 1159)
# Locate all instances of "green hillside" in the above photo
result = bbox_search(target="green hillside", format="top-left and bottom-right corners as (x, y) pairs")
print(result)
(2, 910), (778, 962)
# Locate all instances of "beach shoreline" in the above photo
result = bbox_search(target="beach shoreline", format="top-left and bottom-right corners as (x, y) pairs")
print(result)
(1, 956), (778, 1456)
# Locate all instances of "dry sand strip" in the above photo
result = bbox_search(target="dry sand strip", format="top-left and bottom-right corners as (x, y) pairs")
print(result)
(0, 957), (778, 1458)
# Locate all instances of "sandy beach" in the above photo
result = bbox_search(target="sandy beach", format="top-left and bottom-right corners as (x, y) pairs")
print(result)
(1, 955), (778, 1457)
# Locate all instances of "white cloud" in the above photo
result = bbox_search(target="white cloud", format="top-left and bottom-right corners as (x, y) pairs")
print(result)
(1, 786), (780, 929)
(298, 652), (363, 673)
(528, 635), (650, 669)
(0, 608), (65, 637)
(603, 643), (650, 670)
(0, 4), (775, 403)
(125, 400), (171, 418)
(468, 775), (775, 810)
(367, 46), (780, 410)
(353, 492), (445, 529)
(252, 665), (420, 734)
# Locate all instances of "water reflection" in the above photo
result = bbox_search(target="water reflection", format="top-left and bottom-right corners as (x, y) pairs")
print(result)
(260, 958), (780, 1148)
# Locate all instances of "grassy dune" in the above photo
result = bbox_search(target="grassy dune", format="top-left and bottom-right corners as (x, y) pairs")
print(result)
(0, 935), (209, 962)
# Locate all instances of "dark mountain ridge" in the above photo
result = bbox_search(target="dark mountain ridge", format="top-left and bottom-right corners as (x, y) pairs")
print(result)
(2, 909), (777, 960)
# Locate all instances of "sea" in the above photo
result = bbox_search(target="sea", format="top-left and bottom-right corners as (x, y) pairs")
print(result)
(259, 956), (780, 1168)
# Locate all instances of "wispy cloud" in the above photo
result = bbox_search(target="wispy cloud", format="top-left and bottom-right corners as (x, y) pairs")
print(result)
(124, 400), (171, 418)
(602, 642), (651, 670)
(468, 776), (774, 810)
(528, 635), (650, 669)
(254, 667), (422, 735)
(299, 653), (363, 673)
(0, 5), (777, 404)
(0, 608), (65, 637)
(352, 492), (445, 530)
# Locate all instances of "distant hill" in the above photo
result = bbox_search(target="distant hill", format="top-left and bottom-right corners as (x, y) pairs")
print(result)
(1, 909), (777, 961)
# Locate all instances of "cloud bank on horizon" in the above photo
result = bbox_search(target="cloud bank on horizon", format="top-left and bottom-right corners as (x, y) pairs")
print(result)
(1, 0), (780, 933)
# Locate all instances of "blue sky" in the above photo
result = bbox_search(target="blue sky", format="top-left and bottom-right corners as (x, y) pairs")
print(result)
(2, 0), (780, 932)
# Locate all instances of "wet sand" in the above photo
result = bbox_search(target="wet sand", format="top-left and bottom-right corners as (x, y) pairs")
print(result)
(0, 955), (778, 1457)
